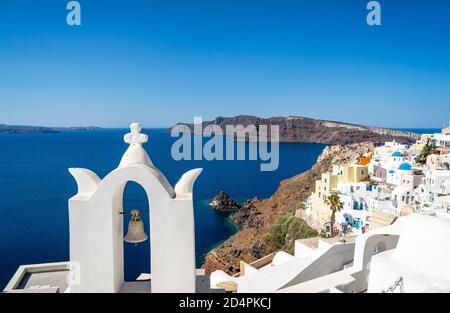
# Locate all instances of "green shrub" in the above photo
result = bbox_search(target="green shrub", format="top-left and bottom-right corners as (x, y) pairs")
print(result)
(266, 212), (318, 254)
(297, 202), (307, 210)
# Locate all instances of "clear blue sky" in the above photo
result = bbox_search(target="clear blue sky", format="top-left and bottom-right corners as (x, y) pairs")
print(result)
(1, 0), (449, 128)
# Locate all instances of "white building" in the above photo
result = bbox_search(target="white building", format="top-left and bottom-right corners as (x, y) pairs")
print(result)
(415, 170), (450, 208)
(366, 197), (396, 216)
(372, 141), (408, 161)
(417, 127), (450, 153)
(334, 182), (370, 232)
(391, 186), (415, 213)
(211, 214), (450, 293)
(369, 144), (412, 185)
(433, 133), (450, 149)
(386, 162), (414, 186)
(426, 153), (450, 171)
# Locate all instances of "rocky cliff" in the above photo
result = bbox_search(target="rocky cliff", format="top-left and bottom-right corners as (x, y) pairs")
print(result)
(209, 191), (241, 212)
(170, 115), (419, 145)
(203, 142), (374, 275)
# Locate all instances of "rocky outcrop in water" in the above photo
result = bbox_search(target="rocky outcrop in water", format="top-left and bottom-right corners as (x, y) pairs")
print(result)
(209, 191), (241, 212)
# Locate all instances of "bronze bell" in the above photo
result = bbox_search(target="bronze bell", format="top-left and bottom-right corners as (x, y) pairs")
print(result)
(124, 210), (148, 245)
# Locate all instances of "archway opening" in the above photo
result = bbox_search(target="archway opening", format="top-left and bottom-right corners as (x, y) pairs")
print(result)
(123, 181), (151, 281)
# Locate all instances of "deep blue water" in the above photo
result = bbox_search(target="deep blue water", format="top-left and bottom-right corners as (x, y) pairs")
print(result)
(0, 129), (326, 288)
(396, 128), (441, 134)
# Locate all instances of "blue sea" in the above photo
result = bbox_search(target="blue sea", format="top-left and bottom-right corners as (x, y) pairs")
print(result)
(0, 129), (328, 289)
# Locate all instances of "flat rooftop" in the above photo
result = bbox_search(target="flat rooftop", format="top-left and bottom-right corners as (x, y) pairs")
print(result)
(4, 264), (218, 293)
(297, 236), (356, 250)
(17, 269), (69, 291)
(4, 262), (70, 293)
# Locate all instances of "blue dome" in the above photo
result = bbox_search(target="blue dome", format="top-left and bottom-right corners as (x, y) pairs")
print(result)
(398, 163), (412, 171)
(391, 151), (404, 157)
(389, 170), (395, 174)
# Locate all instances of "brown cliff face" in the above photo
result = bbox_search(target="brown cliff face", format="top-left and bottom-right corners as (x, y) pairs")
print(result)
(203, 142), (374, 275)
(170, 115), (419, 145)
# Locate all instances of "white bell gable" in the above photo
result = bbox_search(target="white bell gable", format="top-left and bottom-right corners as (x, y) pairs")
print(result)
(68, 123), (202, 293)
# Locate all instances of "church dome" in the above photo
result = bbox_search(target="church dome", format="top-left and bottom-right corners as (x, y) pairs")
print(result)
(398, 163), (412, 171)
(391, 151), (404, 157)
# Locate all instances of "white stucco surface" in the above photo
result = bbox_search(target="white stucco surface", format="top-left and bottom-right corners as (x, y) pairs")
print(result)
(210, 240), (355, 293)
(390, 214), (450, 280)
(368, 250), (450, 292)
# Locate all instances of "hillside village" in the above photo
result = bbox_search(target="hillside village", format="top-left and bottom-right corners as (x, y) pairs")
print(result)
(299, 126), (450, 237)
(209, 126), (450, 293)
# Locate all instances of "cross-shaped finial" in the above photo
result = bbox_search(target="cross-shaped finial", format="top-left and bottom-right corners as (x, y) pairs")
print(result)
(124, 122), (148, 145)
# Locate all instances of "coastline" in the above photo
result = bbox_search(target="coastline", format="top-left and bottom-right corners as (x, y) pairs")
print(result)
(201, 127), (442, 274)
(198, 198), (244, 265)
(202, 142), (375, 275)
(195, 199), (239, 266)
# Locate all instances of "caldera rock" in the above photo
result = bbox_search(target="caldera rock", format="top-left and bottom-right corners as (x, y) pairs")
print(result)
(209, 191), (241, 212)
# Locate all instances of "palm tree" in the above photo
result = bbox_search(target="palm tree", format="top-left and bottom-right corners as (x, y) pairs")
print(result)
(415, 138), (437, 164)
(325, 193), (343, 237)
